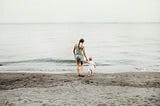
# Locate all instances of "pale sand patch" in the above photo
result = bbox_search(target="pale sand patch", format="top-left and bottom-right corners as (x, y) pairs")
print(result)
(0, 83), (160, 106)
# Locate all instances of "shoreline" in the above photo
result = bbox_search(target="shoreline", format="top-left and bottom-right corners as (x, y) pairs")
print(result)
(0, 72), (160, 106)
(0, 70), (159, 74)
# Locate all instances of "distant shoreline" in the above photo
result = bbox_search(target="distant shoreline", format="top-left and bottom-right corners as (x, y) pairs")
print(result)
(0, 22), (160, 24)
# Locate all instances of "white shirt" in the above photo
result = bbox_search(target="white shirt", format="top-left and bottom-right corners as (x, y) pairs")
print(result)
(88, 61), (95, 70)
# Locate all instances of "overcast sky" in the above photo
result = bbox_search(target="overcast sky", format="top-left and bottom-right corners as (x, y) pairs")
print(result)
(0, 0), (160, 23)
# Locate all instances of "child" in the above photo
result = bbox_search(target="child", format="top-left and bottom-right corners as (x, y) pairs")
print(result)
(87, 57), (96, 76)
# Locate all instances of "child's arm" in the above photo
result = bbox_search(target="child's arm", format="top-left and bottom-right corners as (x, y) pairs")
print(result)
(94, 62), (96, 68)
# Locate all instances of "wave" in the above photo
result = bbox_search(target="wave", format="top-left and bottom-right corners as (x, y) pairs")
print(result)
(0, 58), (75, 64)
(0, 58), (112, 66)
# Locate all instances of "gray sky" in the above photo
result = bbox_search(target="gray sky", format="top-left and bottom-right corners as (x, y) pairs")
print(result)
(0, 0), (160, 23)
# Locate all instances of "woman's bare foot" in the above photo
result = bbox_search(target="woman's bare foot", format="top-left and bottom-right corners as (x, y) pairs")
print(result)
(78, 75), (85, 77)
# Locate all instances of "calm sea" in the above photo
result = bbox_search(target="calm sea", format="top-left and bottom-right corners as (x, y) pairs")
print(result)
(0, 23), (160, 73)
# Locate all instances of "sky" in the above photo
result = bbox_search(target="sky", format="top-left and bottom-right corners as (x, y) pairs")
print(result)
(0, 0), (160, 23)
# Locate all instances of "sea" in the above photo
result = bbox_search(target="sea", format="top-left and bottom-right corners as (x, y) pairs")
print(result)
(0, 23), (160, 73)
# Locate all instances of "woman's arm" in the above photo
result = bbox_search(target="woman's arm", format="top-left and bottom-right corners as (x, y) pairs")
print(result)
(73, 44), (76, 55)
(82, 46), (88, 61)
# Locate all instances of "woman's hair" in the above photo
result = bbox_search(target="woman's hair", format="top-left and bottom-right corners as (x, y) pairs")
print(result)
(78, 38), (84, 49)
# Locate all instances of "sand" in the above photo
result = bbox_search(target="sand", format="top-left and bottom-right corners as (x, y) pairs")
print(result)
(0, 72), (160, 106)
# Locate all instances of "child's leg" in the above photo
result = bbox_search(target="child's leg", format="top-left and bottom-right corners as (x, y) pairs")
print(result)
(88, 69), (93, 76)
(91, 70), (93, 75)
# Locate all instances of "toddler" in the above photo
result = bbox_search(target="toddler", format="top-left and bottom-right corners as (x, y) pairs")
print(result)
(87, 57), (96, 76)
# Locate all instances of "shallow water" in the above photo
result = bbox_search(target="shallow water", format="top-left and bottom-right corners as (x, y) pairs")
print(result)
(0, 23), (160, 73)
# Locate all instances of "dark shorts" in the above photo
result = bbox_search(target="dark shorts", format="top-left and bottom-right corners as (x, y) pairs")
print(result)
(75, 54), (84, 61)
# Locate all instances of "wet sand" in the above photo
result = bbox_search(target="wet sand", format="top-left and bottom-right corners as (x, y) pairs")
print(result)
(0, 72), (160, 106)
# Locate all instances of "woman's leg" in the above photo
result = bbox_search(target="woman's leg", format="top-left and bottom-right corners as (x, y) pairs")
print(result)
(76, 61), (81, 75)
(80, 61), (84, 74)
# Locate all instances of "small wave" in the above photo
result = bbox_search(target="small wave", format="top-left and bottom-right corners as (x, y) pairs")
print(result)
(0, 58), (112, 66)
(0, 58), (75, 65)
(67, 63), (112, 66)
(96, 63), (112, 66)
(30, 58), (75, 63)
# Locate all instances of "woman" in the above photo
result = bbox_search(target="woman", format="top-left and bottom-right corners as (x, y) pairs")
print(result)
(73, 38), (88, 77)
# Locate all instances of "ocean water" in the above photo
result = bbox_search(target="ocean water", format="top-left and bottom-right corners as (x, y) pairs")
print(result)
(0, 23), (160, 73)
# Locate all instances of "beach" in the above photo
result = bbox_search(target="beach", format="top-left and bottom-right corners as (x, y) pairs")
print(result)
(0, 72), (160, 106)
(1, 0), (160, 105)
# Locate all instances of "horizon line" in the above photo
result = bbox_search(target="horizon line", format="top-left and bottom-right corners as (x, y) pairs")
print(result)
(0, 22), (160, 24)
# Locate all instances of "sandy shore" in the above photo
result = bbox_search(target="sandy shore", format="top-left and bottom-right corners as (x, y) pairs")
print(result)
(0, 72), (160, 106)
